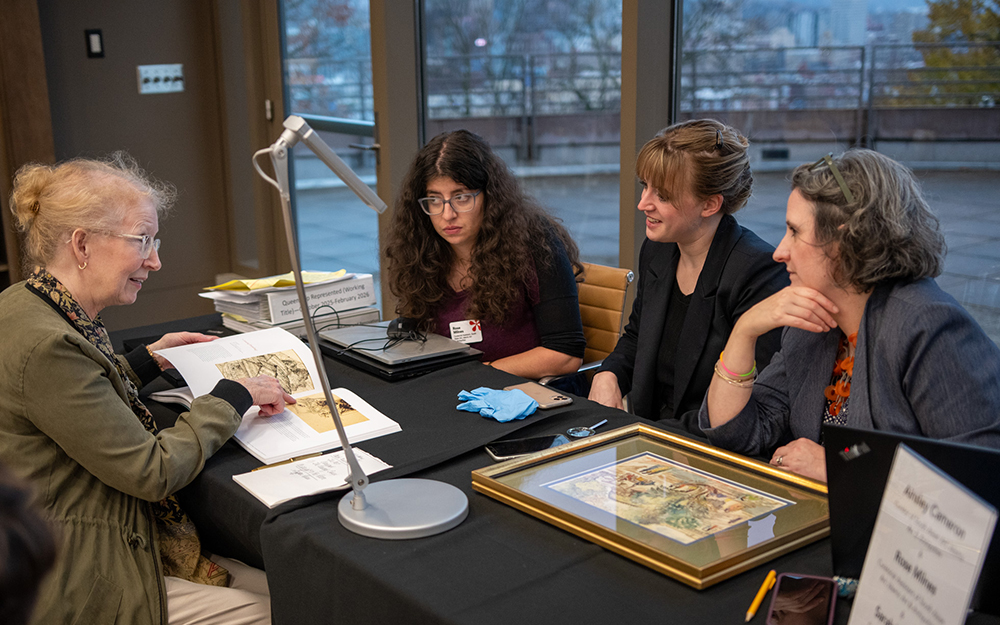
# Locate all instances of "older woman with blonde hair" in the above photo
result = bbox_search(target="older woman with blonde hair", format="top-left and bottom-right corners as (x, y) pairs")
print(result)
(702, 149), (1000, 481)
(0, 154), (292, 624)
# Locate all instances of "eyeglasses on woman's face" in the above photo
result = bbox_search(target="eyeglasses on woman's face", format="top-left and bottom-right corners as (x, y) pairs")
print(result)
(101, 232), (161, 259)
(418, 190), (481, 216)
(65, 231), (162, 259)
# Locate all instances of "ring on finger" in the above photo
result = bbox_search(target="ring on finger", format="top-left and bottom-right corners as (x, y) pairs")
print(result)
(776, 455), (784, 466)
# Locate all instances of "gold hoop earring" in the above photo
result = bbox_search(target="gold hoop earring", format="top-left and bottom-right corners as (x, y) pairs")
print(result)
(78, 261), (87, 270)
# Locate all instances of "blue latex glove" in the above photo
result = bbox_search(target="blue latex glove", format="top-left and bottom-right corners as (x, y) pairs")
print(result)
(456, 387), (538, 422)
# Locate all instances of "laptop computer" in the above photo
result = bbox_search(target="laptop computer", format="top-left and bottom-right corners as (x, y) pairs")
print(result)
(317, 322), (482, 380)
(824, 424), (1000, 615)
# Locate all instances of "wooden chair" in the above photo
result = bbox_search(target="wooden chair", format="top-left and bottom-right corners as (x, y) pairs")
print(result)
(540, 261), (634, 385)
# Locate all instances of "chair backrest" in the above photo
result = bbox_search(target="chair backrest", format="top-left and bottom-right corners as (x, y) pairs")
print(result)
(577, 262), (634, 365)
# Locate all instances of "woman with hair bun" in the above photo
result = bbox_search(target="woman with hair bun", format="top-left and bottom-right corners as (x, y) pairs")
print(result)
(0, 154), (287, 624)
(591, 119), (788, 434)
(703, 149), (1000, 482)
(384, 130), (586, 379)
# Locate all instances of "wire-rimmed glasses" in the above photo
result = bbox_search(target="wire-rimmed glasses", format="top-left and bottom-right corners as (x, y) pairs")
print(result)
(418, 190), (481, 216)
(102, 232), (161, 259)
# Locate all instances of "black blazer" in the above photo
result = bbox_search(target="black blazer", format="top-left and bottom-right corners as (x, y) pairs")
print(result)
(599, 214), (789, 435)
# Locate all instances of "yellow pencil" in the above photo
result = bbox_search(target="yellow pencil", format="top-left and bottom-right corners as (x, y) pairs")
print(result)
(745, 569), (777, 622)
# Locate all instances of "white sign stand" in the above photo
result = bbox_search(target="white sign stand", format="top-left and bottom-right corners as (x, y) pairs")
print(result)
(849, 444), (997, 625)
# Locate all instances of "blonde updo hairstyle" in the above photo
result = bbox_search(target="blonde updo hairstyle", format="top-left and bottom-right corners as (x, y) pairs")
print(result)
(635, 119), (753, 215)
(790, 149), (944, 292)
(9, 152), (175, 271)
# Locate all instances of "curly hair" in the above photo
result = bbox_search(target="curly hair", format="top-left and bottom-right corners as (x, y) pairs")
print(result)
(636, 119), (753, 214)
(384, 130), (581, 327)
(9, 152), (175, 271)
(790, 149), (945, 292)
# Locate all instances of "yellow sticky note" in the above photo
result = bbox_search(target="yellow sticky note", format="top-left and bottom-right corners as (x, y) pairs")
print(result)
(206, 270), (346, 291)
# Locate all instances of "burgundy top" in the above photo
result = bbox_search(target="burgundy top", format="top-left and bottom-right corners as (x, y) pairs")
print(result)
(431, 233), (586, 363)
(433, 279), (541, 362)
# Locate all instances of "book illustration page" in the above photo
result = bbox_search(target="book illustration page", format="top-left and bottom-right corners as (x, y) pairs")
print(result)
(545, 452), (791, 545)
(286, 392), (369, 433)
(215, 349), (314, 395)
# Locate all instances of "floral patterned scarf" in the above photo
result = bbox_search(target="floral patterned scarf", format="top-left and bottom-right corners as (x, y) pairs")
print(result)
(27, 269), (229, 587)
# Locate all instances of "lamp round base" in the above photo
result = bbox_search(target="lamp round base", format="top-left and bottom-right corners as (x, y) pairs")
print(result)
(338, 478), (469, 539)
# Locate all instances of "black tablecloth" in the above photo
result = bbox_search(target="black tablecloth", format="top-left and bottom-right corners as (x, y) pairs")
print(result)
(260, 407), (840, 625)
(120, 315), (998, 625)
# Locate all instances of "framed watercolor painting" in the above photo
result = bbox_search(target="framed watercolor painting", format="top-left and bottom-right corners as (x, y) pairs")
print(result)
(472, 423), (829, 589)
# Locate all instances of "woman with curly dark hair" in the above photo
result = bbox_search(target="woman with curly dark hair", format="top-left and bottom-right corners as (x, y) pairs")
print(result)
(703, 149), (1000, 481)
(384, 130), (586, 378)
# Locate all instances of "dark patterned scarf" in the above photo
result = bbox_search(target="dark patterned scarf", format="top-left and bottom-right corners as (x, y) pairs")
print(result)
(27, 269), (229, 587)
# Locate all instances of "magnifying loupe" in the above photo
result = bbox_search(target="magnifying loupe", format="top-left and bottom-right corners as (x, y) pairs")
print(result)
(566, 419), (608, 439)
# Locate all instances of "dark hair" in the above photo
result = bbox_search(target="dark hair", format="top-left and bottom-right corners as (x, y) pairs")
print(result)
(0, 464), (57, 625)
(635, 119), (753, 214)
(384, 130), (581, 326)
(791, 149), (945, 291)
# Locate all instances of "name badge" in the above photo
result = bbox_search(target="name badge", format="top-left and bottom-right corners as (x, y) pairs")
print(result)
(449, 320), (483, 344)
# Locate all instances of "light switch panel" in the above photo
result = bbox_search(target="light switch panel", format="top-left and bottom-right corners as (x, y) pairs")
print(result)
(85, 29), (104, 58)
(137, 64), (184, 94)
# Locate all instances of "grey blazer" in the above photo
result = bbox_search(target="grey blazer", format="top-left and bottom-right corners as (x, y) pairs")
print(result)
(700, 278), (1000, 454)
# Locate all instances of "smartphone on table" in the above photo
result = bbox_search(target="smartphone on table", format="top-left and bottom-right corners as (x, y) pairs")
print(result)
(503, 381), (573, 409)
(766, 573), (836, 625)
(485, 434), (571, 462)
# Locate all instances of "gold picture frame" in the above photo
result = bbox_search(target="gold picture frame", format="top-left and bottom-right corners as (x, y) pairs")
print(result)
(472, 424), (829, 589)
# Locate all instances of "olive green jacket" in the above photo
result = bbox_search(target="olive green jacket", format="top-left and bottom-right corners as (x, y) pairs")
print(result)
(0, 283), (244, 625)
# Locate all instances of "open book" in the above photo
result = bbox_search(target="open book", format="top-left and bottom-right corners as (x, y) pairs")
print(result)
(153, 327), (401, 465)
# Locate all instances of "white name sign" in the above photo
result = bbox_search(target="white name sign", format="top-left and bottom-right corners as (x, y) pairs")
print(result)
(848, 444), (997, 625)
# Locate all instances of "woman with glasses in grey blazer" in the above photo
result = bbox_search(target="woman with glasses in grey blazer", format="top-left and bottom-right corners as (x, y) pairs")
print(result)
(702, 149), (1000, 482)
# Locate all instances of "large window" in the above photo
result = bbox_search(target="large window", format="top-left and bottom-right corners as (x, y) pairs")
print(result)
(421, 0), (623, 267)
(675, 0), (1000, 342)
(280, 0), (382, 305)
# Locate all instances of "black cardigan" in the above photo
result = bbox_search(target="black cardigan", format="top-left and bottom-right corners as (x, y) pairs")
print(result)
(598, 214), (789, 435)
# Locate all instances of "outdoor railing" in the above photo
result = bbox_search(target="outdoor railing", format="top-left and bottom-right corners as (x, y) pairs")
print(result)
(679, 46), (867, 112)
(285, 42), (999, 148)
(869, 42), (999, 108)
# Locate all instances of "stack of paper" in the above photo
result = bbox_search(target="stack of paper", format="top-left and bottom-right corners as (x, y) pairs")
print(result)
(153, 327), (401, 465)
(199, 271), (379, 335)
(219, 308), (380, 339)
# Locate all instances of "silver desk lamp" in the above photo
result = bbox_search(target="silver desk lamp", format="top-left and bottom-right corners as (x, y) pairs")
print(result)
(252, 115), (468, 539)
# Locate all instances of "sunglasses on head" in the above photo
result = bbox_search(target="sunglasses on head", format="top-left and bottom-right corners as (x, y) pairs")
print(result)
(808, 153), (854, 204)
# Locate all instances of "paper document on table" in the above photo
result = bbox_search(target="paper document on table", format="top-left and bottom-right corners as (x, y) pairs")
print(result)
(206, 270), (348, 292)
(233, 448), (391, 508)
(153, 328), (401, 464)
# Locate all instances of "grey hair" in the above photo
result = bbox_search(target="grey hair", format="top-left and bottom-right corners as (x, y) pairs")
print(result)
(790, 149), (945, 292)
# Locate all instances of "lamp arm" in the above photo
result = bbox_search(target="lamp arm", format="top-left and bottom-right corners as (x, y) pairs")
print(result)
(283, 115), (387, 214)
(254, 115), (389, 507)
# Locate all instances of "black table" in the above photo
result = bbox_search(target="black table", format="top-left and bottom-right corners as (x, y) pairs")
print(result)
(117, 315), (998, 625)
